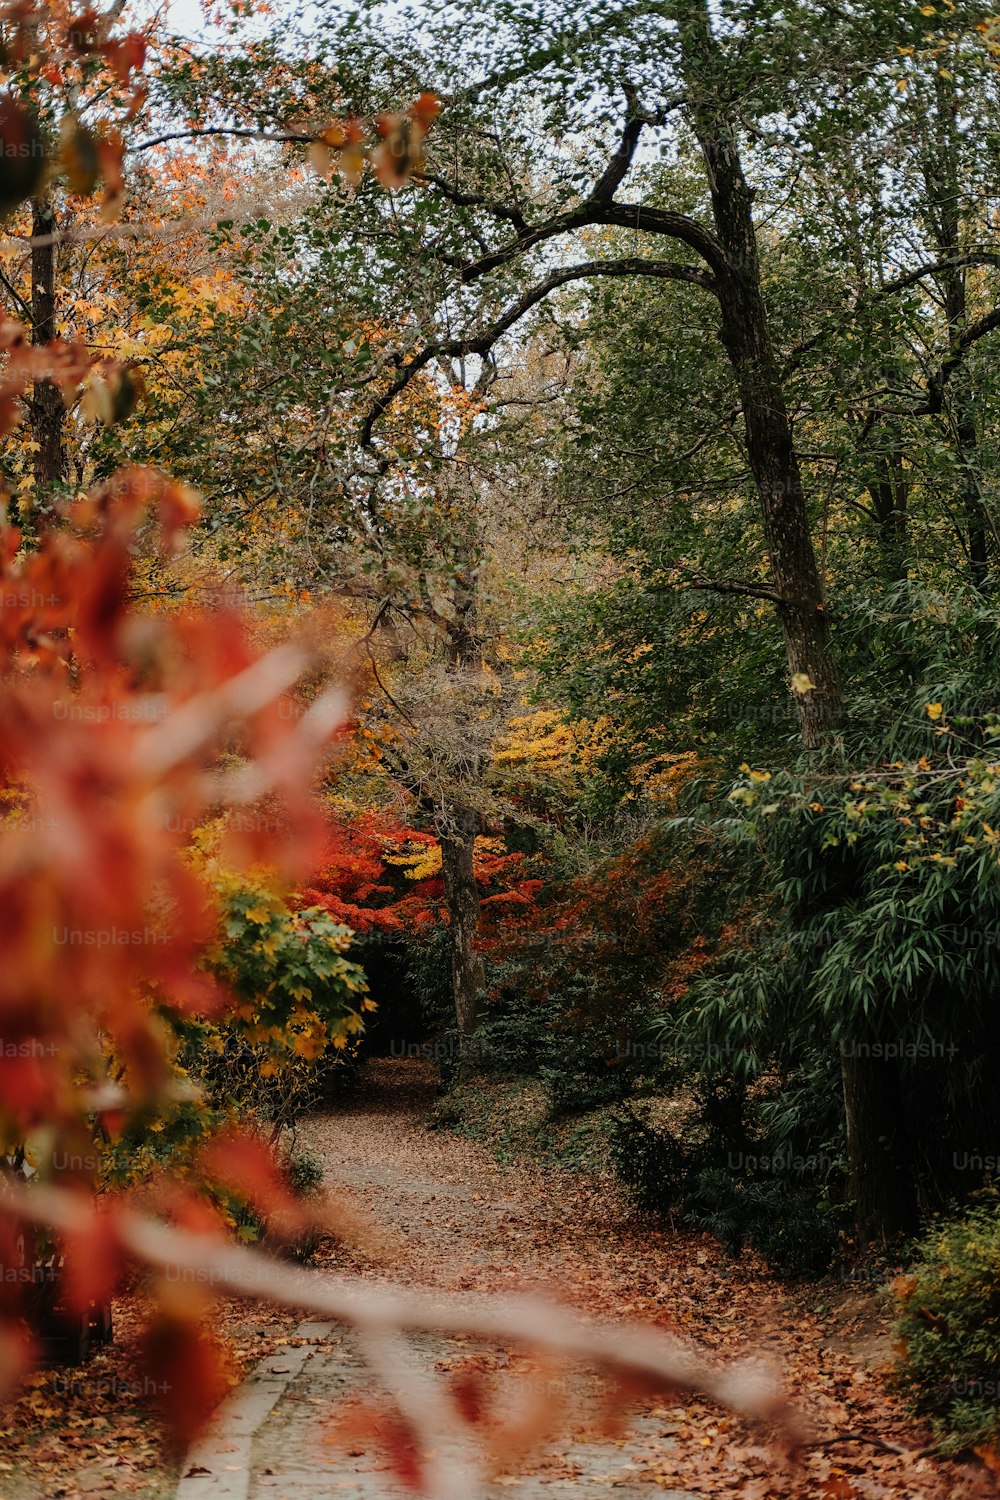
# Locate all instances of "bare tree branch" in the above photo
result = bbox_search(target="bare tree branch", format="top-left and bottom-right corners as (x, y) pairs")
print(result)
(648, 574), (785, 605)
(128, 126), (314, 153)
(918, 306), (1000, 416)
(877, 251), (1000, 299)
(413, 171), (529, 231)
(592, 83), (652, 204)
(459, 199), (725, 282)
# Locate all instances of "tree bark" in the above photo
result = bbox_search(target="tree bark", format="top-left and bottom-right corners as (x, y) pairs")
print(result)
(439, 808), (485, 1044)
(28, 196), (66, 500)
(678, 4), (842, 749)
(840, 1031), (918, 1243)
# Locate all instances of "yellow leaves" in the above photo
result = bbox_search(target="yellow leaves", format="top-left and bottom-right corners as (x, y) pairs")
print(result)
(895, 861), (909, 872)
(496, 710), (577, 767)
(384, 840), (442, 881)
(925, 703), (944, 721)
(291, 1029), (324, 1060)
(243, 903), (273, 925)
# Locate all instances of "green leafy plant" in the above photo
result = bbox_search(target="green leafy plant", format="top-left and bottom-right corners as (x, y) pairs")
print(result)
(893, 1203), (1000, 1457)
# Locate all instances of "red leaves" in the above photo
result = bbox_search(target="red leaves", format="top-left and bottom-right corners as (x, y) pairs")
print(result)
(0, 94), (46, 214)
(140, 1286), (233, 1452)
(199, 1129), (308, 1239)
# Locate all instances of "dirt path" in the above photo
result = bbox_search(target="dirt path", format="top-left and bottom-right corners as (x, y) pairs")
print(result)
(178, 1060), (993, 1500)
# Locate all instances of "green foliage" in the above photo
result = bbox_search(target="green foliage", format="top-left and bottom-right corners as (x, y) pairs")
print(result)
(609, 1096), (841, 1279)
(182, 869), (372, 1131)
(893, 1204), (1000, 1455)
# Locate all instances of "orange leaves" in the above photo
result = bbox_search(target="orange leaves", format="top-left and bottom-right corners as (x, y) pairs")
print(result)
(65, 8), (101, 55)
(308, 119), (367, 187)
(0, 5), (146, 222)
(327, 1398), (427, 1491)
(101, 31), (147, 86)
(892, 1274), (918, 1305)
(0, 471), (344, 1153)
(65, 8), (146, 86)
(58, 1202), (122, 1318)
(373, 94), (442, 190)
(60, 117), (103, 195)
(0, 307), (110, 441)
(80, 359), (147, 424)
(95, 129), (125, 219)
(306, 95), (442, 192)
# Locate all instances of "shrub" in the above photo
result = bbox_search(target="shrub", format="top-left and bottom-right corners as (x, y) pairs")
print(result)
(609, 1098), (839, 1278)
(283, 1144), (326, 1199)
(892, 1203), (1000, 1456)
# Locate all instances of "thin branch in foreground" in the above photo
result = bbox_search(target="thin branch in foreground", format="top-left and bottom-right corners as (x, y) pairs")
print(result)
(15, 1181), (807, 1476)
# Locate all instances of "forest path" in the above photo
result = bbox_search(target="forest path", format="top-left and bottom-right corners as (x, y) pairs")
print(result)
(176, 1060), (990, 1500)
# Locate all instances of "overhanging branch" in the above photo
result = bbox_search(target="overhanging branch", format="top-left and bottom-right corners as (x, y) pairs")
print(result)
(360, 256), (717, 446)
(129, 126), (313, 153)
(648, 574), (784, 605)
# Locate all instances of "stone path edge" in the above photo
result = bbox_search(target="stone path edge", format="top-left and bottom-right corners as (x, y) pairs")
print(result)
(174, 1321), (335, 1500)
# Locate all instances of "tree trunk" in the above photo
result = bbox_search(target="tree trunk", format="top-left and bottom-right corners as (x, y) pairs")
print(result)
(923, 74), (989, 591)
(678, 5), (842, 750)
(677, 3), (925, 1240)
(868, 429), (909, 585)
(28, 196), (66, 501)
(439, 810), (484, 1044)
(841, 1031), (918, 1243)
(439, 562), (486, 1046)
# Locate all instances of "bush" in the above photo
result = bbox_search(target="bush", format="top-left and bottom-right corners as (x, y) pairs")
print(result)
(283, 1144), (325, 1199)
(892, 1203), (1000, 1456)
(609, 1098), (839, 1278)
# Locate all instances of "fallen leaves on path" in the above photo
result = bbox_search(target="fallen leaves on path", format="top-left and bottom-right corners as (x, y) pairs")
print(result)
(305, 1060), (997, 1499)
(0, 1293), (300, 1498)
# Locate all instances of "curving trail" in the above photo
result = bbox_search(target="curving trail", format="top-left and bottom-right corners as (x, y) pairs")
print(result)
(177, 1060), (994, 1500)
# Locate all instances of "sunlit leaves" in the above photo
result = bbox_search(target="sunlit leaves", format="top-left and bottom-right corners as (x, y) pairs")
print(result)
(305, 94), (442, 189)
